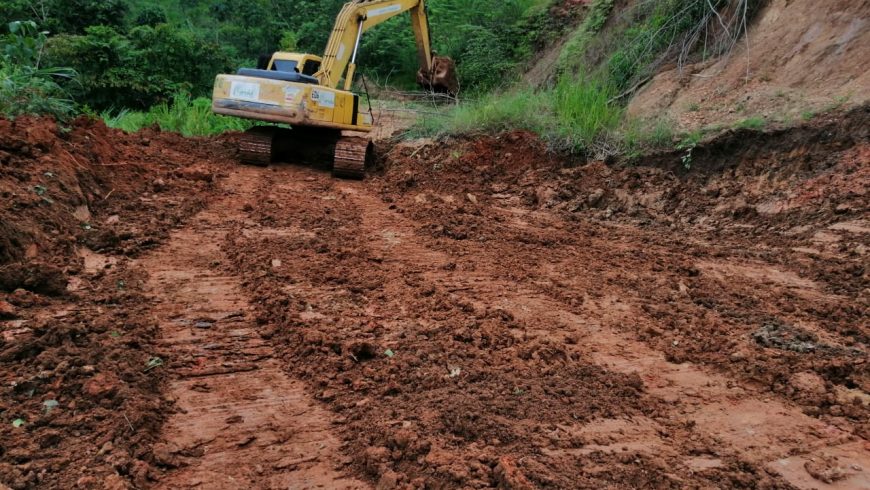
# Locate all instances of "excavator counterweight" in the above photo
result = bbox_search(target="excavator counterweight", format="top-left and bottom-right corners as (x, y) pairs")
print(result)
(212, 0), (457, 178)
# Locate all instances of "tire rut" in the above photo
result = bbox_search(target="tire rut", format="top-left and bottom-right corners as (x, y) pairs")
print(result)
(140, 167), (368, 489)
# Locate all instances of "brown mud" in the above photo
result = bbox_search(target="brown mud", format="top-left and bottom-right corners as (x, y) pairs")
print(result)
(1, 106), (868, 489)
(0, 117), (235, 489)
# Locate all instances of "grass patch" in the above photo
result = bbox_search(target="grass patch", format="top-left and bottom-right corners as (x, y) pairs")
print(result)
(0, 63), (76, 119)
(102, 92), (252, 136)
(735, 116), (766, 130)
(620, 117), (675, 156)
(413, 88), (553, 137)
(413, 76), (623, 153)
(551, 77), (622, 150)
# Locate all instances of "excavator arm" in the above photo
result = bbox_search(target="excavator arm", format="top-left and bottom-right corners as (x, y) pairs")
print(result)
(315, 0), (457, 93)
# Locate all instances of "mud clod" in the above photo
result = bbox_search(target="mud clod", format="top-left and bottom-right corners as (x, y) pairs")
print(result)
(753, 322), (820, 353)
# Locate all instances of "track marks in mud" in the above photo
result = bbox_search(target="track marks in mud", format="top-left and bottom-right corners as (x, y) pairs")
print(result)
(345, 180), (870, 489)
(140, 168), (366, 489)
(224, 166), (846, 488)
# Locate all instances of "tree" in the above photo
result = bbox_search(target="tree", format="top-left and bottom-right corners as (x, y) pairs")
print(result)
(134, 5), (168, 27)
(47, 0), (129, 34)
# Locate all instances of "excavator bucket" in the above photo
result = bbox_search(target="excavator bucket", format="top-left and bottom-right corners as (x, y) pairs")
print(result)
(417, 56), (459, 96)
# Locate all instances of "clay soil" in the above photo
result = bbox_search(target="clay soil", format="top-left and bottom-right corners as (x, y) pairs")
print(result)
(0, 107), (868, 489)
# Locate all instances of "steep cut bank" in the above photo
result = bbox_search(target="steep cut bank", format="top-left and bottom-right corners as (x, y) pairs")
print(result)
(628, 0), (870, 131)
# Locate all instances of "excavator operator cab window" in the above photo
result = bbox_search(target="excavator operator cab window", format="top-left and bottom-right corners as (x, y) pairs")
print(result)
(302, 60), (320, 76)
(272, 60), (299, 73)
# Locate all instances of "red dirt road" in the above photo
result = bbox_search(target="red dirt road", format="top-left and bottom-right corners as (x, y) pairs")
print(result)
(1, 109), (868, 489)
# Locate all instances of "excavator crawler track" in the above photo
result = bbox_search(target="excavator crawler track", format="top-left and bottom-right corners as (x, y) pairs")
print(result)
(333, 137), (372, 180)
(238, 127), (275, 166)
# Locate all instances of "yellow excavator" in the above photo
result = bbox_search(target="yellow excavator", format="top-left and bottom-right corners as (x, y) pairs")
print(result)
(211, 0), (457, 178)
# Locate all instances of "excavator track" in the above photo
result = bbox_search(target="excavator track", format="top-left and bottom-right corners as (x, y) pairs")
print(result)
(238, 127), (275, 166)
(333, 137), (371, 180)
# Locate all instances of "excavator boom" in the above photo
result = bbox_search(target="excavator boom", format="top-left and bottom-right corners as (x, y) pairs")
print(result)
(317, 0), (457, 93)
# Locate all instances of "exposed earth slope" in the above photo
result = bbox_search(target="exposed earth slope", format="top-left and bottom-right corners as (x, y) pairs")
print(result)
(628, 0), (870, 131)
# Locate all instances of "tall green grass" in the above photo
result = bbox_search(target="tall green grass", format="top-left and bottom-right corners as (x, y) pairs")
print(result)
(413, 76), (623, 153)
(551, 77), (621, 149)
(102, 92), (252, 136)
(1, 21), (77, 119)
(414, 88), (552, 136)
(0, 64), (76, 119)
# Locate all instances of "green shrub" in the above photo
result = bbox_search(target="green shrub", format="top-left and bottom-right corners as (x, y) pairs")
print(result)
(0, 21), (76, 119)
(134, 5), (168, 27)
(48, 0), (129, 35)
(551, 76), (621, 149)
(103, 92), (252, 136)
(46, 23), (234, 110)
(736, 116), (765, 130)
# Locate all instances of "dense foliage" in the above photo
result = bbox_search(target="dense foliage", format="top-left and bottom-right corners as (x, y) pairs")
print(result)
(419, 0), (767, 156)
(1, 0), (550, 113)
(0, 21), (75, 119)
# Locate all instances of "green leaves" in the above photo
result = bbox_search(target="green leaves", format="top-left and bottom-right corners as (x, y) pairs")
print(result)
(45, 23), (234, 110)
(3, 0), (551, 115)
(1, 20), (77, 119)
(47, 0), (129, 35)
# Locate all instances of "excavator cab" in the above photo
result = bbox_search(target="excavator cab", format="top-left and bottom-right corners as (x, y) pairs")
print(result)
(268, 53), (323, 77)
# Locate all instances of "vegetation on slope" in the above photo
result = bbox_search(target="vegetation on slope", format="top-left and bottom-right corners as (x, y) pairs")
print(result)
(0, 0), (793, 152)
(420, 0), (769, 157)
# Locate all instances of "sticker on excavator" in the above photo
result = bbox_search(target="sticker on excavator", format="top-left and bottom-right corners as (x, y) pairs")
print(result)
(284, 86), (302, 103)
(311, 89), (335, 109)
(230, 81), (260, 102)
(368, 4), (402, 17)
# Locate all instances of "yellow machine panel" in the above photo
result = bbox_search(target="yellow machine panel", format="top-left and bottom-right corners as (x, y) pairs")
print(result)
(213, 75), (372, 131)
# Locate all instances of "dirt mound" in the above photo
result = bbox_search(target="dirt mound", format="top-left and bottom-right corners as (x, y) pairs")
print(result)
(0, 117), (236, 489)
(0, 117), (228, 292)
(211, 110), (867, 488)
(628, 0), (870, 131)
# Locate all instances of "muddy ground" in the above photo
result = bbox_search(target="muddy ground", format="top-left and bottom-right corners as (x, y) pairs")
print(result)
(0, 107), (867, 489)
